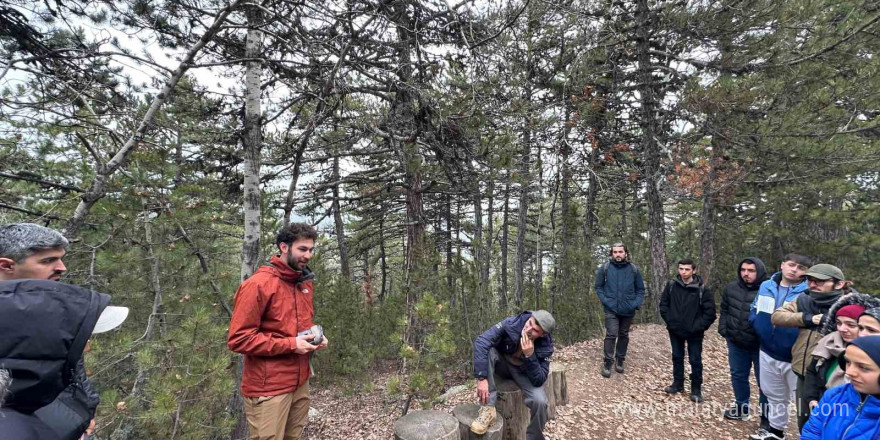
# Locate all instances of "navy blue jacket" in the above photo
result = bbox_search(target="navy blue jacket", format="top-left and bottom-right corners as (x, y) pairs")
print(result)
(473, 312), (554, 387)
(595, 260), (646, 317)
(800, 383), (880, 440)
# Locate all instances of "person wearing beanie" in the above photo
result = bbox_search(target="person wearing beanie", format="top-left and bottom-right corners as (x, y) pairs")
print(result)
(803, 299), (873, 415)
(771, 263), (847, 430)
(470, 310), (555, 438)
(859, 307), (880, 337)
(800, 335), (880, 440)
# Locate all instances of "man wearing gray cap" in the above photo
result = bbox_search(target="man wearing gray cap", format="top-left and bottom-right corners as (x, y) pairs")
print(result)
(470, 310), (555, 439)
(771, 263), (848, 431)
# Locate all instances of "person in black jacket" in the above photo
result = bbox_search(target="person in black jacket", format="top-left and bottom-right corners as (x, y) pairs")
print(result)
(718, 257), (770, 424)
(0, 223), (126, 440)
(0, 280), (126, 439)
(660, 258), (716, 402)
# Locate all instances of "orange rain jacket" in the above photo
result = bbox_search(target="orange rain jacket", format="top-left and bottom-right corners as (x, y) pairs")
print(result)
(227, 255), (315, 397)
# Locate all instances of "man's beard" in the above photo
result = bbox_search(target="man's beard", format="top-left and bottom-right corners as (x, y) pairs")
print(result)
(286, 253), (302, 271)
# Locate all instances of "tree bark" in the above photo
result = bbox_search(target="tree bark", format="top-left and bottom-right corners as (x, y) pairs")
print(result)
(332, 157), (352, 279)
(637, 0), (669, 321)
(499, 172), (511, 312)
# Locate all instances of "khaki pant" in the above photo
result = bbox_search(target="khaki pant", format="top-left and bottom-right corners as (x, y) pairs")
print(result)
(243, 382), (310, 440)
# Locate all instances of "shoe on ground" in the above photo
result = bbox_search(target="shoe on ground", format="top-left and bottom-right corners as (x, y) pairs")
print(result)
(470, 406), (496, 435)
(601, 360), (613, 378)
(722, 405), (751, 421)
(615, 358), (625, 373)
(663, 382), (684, 394)
(689, 388), (703, 403)
(748, 428), (784, 440)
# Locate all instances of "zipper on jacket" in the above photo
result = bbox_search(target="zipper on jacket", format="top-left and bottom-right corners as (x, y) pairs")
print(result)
(840, 397), (866, 439)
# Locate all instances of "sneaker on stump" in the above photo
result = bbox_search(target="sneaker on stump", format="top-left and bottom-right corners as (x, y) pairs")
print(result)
(470, 406), (496, 435)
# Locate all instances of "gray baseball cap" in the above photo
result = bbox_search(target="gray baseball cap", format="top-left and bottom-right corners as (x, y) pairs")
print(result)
(804, 264), (845, 281)
(531, 310), (555, 334)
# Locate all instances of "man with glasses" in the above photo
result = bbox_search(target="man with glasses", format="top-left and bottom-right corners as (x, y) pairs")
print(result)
(748, 253), (811, 440)
(771, 264), (848, 430)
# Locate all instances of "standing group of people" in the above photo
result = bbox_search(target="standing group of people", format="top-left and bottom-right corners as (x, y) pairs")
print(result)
(2, 222), (877, 440)
(595, 245), (880, 440)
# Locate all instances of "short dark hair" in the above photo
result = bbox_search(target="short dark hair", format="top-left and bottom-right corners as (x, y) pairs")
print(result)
(678, 258), (696, 269)
(275, 222), (318, 247)
(609, 242), (628, 259)
(783, 253), (812, 267)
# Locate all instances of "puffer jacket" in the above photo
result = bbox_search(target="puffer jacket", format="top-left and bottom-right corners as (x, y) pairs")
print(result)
(473, 311), (554, 387)
(719, 257), (768, 349)
(749, 272), (808, 362)
(803, 331), (848, 406)
(595, 260), (646, 317)
(771, 289), (843, 376)
(228, 255), (316, 397)
(659, 274), (716, 338)
(820, 293), (880, 335)
(0, 280), (108, 413)
(800, 383), (880, 440)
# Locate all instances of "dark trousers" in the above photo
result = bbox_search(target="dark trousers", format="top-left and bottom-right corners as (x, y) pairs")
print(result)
(796, 373), (809, 430)
(603, 310), (634, 362)
(669, 331), (703, 387)
(486, 348), (548, 440)
(727, 339), (769, 420)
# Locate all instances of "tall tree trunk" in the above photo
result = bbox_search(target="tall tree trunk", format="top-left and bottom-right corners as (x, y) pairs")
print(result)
(534, 144), (543, 310)
(231, 7), (264, 440)
(637, 0), (669, 321)
(473, 182), (485, 302)
(379, 214), (388, 301)
(699, 36), (732, 286)
(446, 195), (454, 291)
(110, 202), (165, 440)
(499, 172), (511, 312)
(332, 157), (351, 279)
(515, 113), (532, 309)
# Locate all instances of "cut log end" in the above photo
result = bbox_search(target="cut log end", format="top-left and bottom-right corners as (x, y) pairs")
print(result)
(393, 410), (460, 440)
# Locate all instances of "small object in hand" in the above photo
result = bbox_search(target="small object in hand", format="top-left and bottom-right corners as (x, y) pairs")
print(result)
(298, 324), (324, 345)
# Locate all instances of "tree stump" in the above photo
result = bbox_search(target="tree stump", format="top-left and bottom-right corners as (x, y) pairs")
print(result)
(393, 410), (460, 440)
(543, 370), (557, 420)
(452, 404), (503, 440)
(495, 378), (529, 440)
(550, 364), (568, 406)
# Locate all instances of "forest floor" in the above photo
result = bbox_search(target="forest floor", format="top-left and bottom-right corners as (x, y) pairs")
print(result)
(305, 324), (801, 440)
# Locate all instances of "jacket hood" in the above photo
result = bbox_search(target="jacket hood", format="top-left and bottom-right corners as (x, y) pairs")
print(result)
(0, 280), (108, 413)
(674, 273), (703, 288)
(737, 257), (768, 290)
(822, 293), (880, 335)
(263, 255), (315, 283)
(812, 331), (848, 360)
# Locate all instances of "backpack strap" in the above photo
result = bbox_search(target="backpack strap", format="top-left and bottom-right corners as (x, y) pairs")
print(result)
(601, 261), (610, 285)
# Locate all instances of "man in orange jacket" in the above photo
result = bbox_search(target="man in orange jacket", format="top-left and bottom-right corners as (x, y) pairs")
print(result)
(228, 222), (329, 440)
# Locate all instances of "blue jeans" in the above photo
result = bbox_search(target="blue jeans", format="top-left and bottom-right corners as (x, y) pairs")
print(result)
(727, 339), (768, 416)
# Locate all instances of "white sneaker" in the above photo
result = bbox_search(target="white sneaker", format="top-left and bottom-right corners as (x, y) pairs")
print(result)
(748, 428), (784, 440)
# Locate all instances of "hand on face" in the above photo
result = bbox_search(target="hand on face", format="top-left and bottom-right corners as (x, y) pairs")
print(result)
(520, 326), (534, 357)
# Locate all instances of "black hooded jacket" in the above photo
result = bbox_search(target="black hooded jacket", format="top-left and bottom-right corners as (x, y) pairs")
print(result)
(660, 274), (716, 337)
(718, 257), (768, 349)
(0, 280), (108, 439)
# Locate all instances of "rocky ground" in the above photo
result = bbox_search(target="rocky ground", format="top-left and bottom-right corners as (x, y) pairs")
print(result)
(306, 324), (801, 440)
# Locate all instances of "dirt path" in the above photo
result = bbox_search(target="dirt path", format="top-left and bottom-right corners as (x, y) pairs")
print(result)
(307, 324), (802, 440)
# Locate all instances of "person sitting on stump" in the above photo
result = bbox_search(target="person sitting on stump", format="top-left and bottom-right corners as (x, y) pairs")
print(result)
(470, 310), (555, 440)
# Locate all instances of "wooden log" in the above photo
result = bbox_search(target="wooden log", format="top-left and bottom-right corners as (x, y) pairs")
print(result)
(393, 410), (460, 440)
(550, 364), (568, 406)
(452, 404), (503, 440)
(495, 378), (529, 440)
(543, 369), (556, 420)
